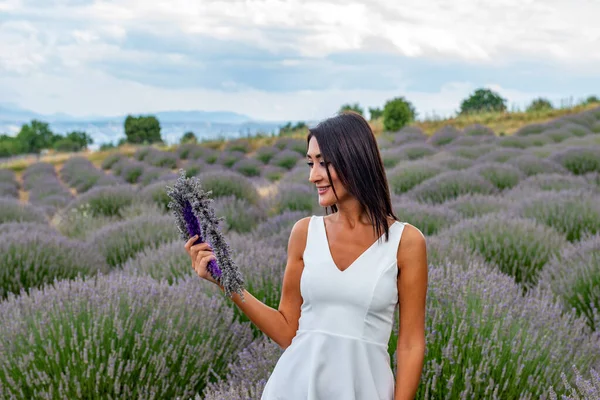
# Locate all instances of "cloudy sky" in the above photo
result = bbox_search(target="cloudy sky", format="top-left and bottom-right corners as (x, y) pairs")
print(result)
(1, 0), (599, 121)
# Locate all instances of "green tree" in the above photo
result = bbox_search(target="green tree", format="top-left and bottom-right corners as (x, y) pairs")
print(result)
(278, 121), (307, 136)
(339, 103), (364, 116)
(583, 95), (599, 105)
(526, 97), (554, 112)
(124, 115), (163, 144)
(65, 130), (94, 150)
(368, 107), (383, 120)
(383, 97), (417, 132)
(180, 131), (197, 144)
(53, 138), (81, 152)
(0, 135), (21, 157)
(15, 120), (55, 154)
(459, 88), (507, 115)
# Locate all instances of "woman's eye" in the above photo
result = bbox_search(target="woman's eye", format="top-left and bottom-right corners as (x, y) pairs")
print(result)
(306, 162), (327, 168)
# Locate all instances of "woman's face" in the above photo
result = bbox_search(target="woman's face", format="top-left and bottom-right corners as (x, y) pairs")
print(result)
(306, 136), (348, 207)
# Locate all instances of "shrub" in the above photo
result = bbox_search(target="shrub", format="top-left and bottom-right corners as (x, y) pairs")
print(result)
(527, 97), (554, 112)
(122, 240), (194, 284)
(101, 153), (124, 170)
(88, 214), (180, 268)
(217, 151), (246, 168)
(469, 162), (525, 190)
(459, 88), (507, 114)
(202, 148), (220, 164)
(282, 138), (307, 155)
(537, 235), (600, 331)
(268, 182), (316, 215)
(229, 158), (261, 177)
(387, 160), (444, 195)
(0, 274), (253, 399)
(425, 235), (489, 268)
(506, 154), (568, 176)
(497, 134), (551, 149)
(475, 147), (526, 163)
(224, 138), (252, 154)
(255, 146), (279, 164)
(197, 170), (260, 204)
(398, 142), (437, 161)
(64, 184), (136, 218)
(251, 211), (306, 248)
(138, 179), (174, 212)
(0, 181), (19, 198)
(383, 96), (416, 132)
(0, 230), (109, 298)
(508, 173), (594, 194)
(463, 123), (496, 136)
(549, 366), (600, 400)
(440, 213), (567, 289)
(393, 127), (427, 146)
(549, 146), (600, 175)
(428, 125), (462, 146)
(61, 156), (123, 193)
(416, 260), (599, 399)
(380, 147), (406, 168)
(0, 197), (47, 224)
(202, 336), (283, 399)
(213, 195), (268, 233)
(177, 143), (206, 159)
(133, 146), (153, 161)
(392, 201), (460, 236)
(269, 149), (301, 170)
(514, 123), (547, 136)
(444, 193), (511, 218)
(407, 170), (497, 204)
(542, 128), (575, 143)
(515, 190), (600, 242)
(261, 165), (287, 182)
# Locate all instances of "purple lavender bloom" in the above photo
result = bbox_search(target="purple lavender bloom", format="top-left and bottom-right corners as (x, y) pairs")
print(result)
(166, 169), (245, 299)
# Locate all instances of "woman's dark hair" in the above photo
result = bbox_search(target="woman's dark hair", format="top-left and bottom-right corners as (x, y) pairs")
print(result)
(306, 111), (399, 243)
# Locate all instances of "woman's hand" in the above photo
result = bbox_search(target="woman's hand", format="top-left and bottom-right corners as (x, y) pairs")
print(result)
(184, 235), (221, 287)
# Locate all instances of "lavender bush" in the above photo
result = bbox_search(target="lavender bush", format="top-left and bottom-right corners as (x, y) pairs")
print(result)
(202, 336), (283, 399)
(0, 197), (47, 224)
(549, 366), (600, 400)
(448, 143), (496, 160)
(507, 173), (594, 196)
(87, 213), (180, 268)
(269, 149), (302, 170)
(507, 154), (568, 176)
(213, 195), (268, 233)
(415, 260), (600, 399)
(217, 151), (246, 168)
(514, 122), (547, 136)
(0, 181), (18, 198)
(443, 193), (512, 218)
(61, 156), (123, 193)
(393, 127), (428, 145)
(267, 182), (317, 215)
(428, 125), (463, 146)
(195, 170), (260, 205)
(407, 170), (497, 205)
(542, 128), (576, 143)
(0, 273), (253, 399)
(514, 190), (600, 242)
(468, 161), (525, 190)
(143, 148), (179, 169)
(233, 158), (263, 177)
(463, 123), (496, 137)
(537, 234), (600, 331)
(166, 169), (246, 299)
(550, 146), (600, 175)
(392, 200), (460, 236)
(432, 153), (474, 170)
(387, 159), (444, 195)
(178, 143), (207, 160)
(0, 229), (109, 298)
(100, 152), (124, 170)
(255, 145), (279, 164)
(63, 184), (136, 218)
(440, 213), (568, 289)
(261, 165), (287, 182)
(475, 147), (527, 163)
(224, 138), (252, 154)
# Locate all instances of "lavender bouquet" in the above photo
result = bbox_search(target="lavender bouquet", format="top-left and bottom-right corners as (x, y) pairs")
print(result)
(166, 169), (245, 301)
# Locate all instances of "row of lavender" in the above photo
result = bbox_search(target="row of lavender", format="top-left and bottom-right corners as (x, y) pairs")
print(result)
(1, 108), (600, 398)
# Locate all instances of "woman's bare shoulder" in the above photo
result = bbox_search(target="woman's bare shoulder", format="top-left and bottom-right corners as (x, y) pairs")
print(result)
(287, 216), (313, 257)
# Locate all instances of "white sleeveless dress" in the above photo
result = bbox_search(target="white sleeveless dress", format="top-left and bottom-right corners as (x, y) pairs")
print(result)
(261, 215), (405, 400)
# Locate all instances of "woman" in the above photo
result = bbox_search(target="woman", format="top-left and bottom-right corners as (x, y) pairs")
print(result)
(185, 111), (428, 400)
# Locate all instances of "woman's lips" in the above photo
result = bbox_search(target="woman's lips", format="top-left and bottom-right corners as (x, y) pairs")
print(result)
(318, 186), (330, 194)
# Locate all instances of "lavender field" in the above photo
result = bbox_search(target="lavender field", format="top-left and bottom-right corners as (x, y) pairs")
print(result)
(1, 107), (600, 399)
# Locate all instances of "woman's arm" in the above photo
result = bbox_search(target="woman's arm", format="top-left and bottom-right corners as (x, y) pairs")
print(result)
(394, 224), (428, 400)
(215, 217), (309, 349)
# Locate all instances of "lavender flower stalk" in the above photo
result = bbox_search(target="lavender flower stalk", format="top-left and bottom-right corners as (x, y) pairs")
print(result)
(166, 169), (246, 300)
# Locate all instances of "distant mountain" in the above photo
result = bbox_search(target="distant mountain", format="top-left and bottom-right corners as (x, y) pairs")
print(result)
(0, 103), (259, 125)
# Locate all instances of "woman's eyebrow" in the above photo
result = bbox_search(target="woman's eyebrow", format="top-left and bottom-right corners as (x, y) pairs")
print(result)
(306, 153), (322, 159)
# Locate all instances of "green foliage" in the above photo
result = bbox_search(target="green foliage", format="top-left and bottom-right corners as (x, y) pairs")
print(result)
(15, 120), (55, 154)
(278, 121), (307, 136)
(339, 103), (364, 116)
(180, 131), (197, 144)
(583, 95), (599, 105)
(124, 115), (163, 144)
(527, 97), (554, 112)
(368, 107), (383, 120)
(383, 97), (417, 132)
(459, 88), (507, 115)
